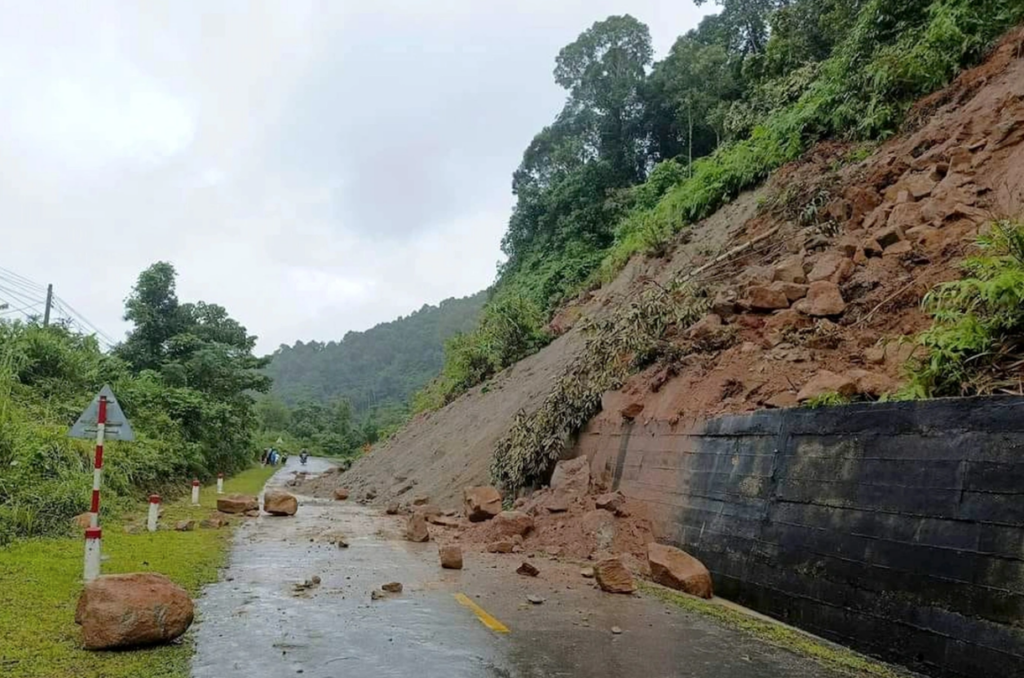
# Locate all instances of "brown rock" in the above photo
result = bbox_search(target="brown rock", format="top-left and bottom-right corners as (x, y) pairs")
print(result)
(845, 187), (881, 220)
(747, 285), (790, 311)
(595, 491), (629, 517)
(486, 540), (515, 554)
(826, 198), (852, 223)
(414, 503), (443, 518)
(887, 203), (924, 231)
(439, 545), (463, 570)
(796, 371), (858, 402)
(490, 511), (534, 539)
(647, 543), (714, 599)
(903, 173), (937, 200)
(863, 239), (884, 258)
(412, 496), (430, 506)
(687, 313), (723, 341)
(799, 281), (846, 317)
(406, 513), (430, 542)
(174, 520), (196, 532)
(948, 146), (973, 173)
(848, 369), (898, 398)
(883, 240), (913, 256)
(769, 281), (809, 302)
(765, 391), (799, 409)
(764, 309), (812, 335)
(427, 514), (460, 528)
(72, 512), (93, 530)
(544, 494), (570, 514)
(517, 561), (540, 577)
(550, 457), (590, 497)
(75, 573), (193, 650)
(216, 494), (258, 515)
(874, 225), (905, 249)
(620, 402), (645, 419)
(385, 502), (400, 515)
(773, 255), (806, 284)
(807, 252), (850, 283)
(862, 204), (891, 231)
(581, 567), (596, 579)
(200, 517), (227, 529)
(263, 490), (298, 516)
(382, 582), (403, 593)
(711, 289), (738, 319)
(593, 557), (635, 594)
(463, 485), (503, 522)
(332, 488), (349, 501)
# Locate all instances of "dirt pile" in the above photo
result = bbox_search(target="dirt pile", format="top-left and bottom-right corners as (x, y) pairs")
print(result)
(297, 28), (1024, 514)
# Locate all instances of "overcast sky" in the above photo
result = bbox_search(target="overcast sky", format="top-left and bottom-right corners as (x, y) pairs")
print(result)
(0, 1), (714, 354)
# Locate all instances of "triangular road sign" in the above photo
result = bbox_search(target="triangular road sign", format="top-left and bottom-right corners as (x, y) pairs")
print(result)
(68, 385), (135, 442)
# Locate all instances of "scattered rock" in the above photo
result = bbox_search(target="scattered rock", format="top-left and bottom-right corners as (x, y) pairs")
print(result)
(412, 496), (430, 506)
(526, 594), (545, 605)
(687, 313), (729, 346)
(463, 485), (503, 522)
(550, 457), (591, 497)
(385, 502), (400, 515)
(807, 252), (853, 284)
(769, 281), (809, 302)
(647, 543), (714, 599)
(874, 225), (905, 249)
(773, 255), (806, 284)
(796, 370), (858, 402)
(439, 545), (464, 570)
(797, 281), (846, 317)
(883, 240), (913, 256)
(406, 513), (430, 542)
(848, 369), (898, 398)
(903, 173), (937, 200)
(711, 289), (738, 319)
(427, 514), (460, 528)
(174, 520), (196, 532)
(544, 494), (570, 514)
(765, 391), (799, 409)
(75, 573), (194, 650)
(593, 557), (635, 594)
(581, 567), (595, 579)
(217, 494), (258, 514)
(332, 488), (349, 501)
(620, 402), (644, 419)
(594, 491), (629, 517)
(517, 561), (540, 577)
(764, 308), (812, 336)
(370, 589), (386, 601)
(746, 285), (790, 311)
(414, 503), (443, 518)
(244, 508), (260, 518)
(486, 540), (515, 554)
(863, 239), (884, 258)
(382, 582), (403, 593)
(264, 490), (298, 516)
(611, 626), (623, 635)
(491, 511), (534, 539)
(199, 517), (226, 529)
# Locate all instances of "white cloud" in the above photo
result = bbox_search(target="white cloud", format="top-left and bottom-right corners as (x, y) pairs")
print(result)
(0, 1), (715, 353)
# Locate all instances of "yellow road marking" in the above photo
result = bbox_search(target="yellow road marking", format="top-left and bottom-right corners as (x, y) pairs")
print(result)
(453, 593), (510, 634)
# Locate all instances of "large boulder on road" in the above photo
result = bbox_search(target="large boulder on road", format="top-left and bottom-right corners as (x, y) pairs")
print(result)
(463, 486), (502, 522)
(593, 557), (635, 594)
(647, 543), (713, 599)
(75, 573), (193, 650)
(490, 511), (534, 539)
(406, 513), (430, 542)
(217, 494), (258, 514)
(263, 490), (298, 516)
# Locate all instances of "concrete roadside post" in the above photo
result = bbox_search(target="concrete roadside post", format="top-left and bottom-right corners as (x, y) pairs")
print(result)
(192, 479), (201, 506)
(217, 473), (224, 495)
(147, 494), (160, 532)
(68, 385), (135, 582)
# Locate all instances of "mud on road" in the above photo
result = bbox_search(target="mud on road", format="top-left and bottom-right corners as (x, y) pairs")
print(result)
(191, 460), (867, 678)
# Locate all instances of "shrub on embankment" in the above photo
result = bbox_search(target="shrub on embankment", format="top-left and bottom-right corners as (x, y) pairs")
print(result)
(0, 263), (269, 544)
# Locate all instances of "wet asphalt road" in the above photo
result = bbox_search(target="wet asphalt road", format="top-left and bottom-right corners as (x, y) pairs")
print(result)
(190, 459), (851, 678)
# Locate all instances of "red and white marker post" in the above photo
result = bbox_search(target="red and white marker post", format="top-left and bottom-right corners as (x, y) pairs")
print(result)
(217, 473), (224, 495)
(83, 395), (107, 582)
(191, 479), (200, 505)
(68, 385), (135, 583)
(147, 494), (161, 532)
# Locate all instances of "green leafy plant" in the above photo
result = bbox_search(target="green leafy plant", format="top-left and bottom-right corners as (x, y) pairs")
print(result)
(904, 219), (1024, 398)
(805, 391), (853, 408)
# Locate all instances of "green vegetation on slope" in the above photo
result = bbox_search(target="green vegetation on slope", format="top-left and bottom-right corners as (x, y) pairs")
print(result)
(0, 466), (276, 678)
(0, 262), (269, 543)
(904, 220), (1024, 398)
(259, 290), (486, 453)
(421, 0), (1024, 412)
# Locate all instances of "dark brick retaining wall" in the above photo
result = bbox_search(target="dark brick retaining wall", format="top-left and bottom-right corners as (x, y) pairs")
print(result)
(578, 397), (1024, 677)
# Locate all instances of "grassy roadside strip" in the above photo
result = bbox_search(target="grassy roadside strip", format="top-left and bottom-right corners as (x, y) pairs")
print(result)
(638, 581), (907, 678)
(0, 465), (277, 678)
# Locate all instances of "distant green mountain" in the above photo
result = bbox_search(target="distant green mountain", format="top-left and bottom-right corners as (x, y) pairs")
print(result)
(265, 290), (487, 413)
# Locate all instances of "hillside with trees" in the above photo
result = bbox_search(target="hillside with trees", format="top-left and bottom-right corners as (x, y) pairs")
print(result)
(416, 0), (1024, 409)
(0, 262), (269, 543)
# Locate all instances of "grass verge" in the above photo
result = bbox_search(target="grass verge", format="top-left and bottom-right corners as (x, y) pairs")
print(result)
(639, 581), (906, 678)
(0, 465), (277, 678)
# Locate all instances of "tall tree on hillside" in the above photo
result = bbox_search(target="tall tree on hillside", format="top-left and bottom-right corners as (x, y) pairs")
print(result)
(119, 262), (183, 372)
(554, 14), (654, 183)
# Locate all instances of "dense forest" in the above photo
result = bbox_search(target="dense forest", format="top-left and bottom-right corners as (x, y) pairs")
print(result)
(257, 291), (486, 455)
(416, 0), (1024, 410)
(0, 263), (269, 543)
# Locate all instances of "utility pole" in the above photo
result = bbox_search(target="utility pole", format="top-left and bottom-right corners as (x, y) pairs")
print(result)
(43, 284), (53, 327)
